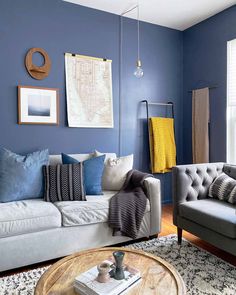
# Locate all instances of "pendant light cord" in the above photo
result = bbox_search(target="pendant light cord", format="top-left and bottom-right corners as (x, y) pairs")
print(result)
(119, 3), (140, 156)
(119, 14), (123, 157)
(137, 1), (140, 61)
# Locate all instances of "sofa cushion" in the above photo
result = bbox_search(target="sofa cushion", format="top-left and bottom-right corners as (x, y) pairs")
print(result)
(0, 148), (49, 202)
(96, 153), (134, 191)
(49, 153), (116, 165)
(223, 164), (236, 180)
(61, 153), (105, 195)
(54, 191), (151, 227)
(209, 172), (236, 204)
(0, 199), (61, 238)
(94, 150), (116, 161)
(43, 163), (86, 202)
(179, 199), (236, 238)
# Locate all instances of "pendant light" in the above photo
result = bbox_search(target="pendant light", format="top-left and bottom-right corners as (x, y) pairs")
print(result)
(134, 1), (144, 78)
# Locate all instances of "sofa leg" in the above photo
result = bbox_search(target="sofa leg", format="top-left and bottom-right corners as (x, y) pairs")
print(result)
(149, 234), (158, 240)
(177, 227), (182, 245)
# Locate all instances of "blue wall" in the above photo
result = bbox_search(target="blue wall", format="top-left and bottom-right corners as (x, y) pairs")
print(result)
(183, 5), (236, 163)
(0, 0), (183, 203)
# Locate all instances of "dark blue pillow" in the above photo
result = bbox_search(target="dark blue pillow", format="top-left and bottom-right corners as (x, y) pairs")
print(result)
(0, 148), (49, 202)
(61, 153), (105, 195)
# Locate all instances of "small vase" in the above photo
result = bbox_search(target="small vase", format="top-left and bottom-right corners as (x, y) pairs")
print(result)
(96, 262), (110, 283)
(112, 251), (125, 280)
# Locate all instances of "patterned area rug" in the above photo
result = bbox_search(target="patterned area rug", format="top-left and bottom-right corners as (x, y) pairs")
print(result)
(1, 235), (236, 295)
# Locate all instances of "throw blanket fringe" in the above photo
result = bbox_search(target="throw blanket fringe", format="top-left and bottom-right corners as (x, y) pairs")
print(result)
(108, 169), (153, 239)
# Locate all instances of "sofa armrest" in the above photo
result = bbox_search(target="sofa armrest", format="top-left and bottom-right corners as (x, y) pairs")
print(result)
(172, 162), (224, 225)
(144, 177), (161, 235)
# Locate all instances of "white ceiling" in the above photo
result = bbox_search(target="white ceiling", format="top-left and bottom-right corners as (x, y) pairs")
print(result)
(64, 0), (236, 30)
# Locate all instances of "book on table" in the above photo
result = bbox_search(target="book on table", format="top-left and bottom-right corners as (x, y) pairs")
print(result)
(74, 260), (141, 295)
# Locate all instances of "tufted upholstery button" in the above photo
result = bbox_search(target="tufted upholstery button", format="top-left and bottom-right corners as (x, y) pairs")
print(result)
(203, 178), (208, 185)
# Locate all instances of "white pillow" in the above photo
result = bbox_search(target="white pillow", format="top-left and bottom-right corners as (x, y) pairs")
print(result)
(100, 153), (133, 191)
(94, 150), (116, 162)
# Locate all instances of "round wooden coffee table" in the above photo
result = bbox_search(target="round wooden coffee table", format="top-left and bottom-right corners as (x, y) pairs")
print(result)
(35, 247), (186, 295)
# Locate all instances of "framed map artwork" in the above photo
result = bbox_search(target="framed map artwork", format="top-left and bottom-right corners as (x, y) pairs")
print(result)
(65, 53), (113, 128)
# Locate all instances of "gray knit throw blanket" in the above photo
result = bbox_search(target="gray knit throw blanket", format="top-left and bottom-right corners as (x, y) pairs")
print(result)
(108, 169), (153, 239)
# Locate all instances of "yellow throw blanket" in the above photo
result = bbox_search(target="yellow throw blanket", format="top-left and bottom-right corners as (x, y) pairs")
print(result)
(149, 117), (176, 173)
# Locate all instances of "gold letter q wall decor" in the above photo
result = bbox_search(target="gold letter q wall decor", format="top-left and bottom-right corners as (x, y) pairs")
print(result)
(25, 48), (51, 80)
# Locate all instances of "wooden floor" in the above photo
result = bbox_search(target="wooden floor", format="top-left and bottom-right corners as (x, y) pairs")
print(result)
(1, 204), (236, 278)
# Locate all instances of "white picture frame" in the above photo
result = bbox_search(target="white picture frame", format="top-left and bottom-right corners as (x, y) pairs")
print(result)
(18, 85), (59, 125)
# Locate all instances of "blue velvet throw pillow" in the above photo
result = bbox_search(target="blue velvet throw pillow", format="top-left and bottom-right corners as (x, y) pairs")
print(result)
(61, 153), (105, 195)
(0, 148), (49, 202)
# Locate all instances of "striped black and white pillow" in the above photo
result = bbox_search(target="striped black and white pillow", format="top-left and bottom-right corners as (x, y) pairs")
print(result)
(43, 164), (86, 202)
(208, 172), (236, 204)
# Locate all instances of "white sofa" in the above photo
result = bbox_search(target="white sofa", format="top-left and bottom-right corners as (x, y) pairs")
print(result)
(0, 153), (161, 271)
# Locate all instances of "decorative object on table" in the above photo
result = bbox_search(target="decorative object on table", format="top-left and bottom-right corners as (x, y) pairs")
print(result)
(121, 1), (143, 78)
(0, 148), (49, 202)
(110, 251), (125, 280)
(18, 85), (59, 125)
(96, 262), (111, 283)
(25, 48), (51, 80)
(74, 258), (141, 295)
(65, 53), (113, 128)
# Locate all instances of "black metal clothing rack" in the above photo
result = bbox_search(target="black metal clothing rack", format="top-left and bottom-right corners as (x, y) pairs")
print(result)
(141, 100), (175, 122)
(141, 99), (177, 172)
(187, 85), (218, 93)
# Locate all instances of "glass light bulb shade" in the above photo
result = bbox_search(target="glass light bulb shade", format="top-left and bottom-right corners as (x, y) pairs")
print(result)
(134, 66), (144, 78)
(134, 60), (144, 78)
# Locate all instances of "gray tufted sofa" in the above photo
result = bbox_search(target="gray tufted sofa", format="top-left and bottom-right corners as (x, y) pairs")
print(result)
(173, 162), (236, 256)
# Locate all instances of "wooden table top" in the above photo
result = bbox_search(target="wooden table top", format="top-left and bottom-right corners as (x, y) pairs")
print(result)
(35, 247), (186, 295)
